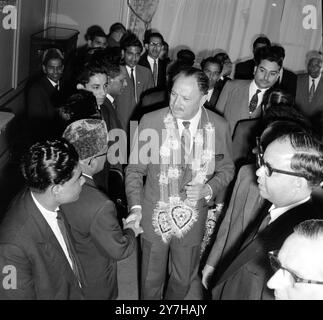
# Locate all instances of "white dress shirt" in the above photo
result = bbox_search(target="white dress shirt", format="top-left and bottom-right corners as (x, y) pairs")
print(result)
(309, 73), (321, 91)
(147, 55), (159, 74)
(31, 191), (73, 269)
(47, 77), (59, 89)
(248, 80), (267, 111)
(206, 88), (214, 102)
(268, 196), (311, 224)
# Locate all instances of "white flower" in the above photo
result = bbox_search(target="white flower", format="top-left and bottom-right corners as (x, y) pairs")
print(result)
(168, 167), (180, 179)
(205, 122), (214, 132)
(194, 132), (204, 145)
(169, 138), (179, 150)
(160, 144), (171, 158)
(202, 149), (214, 162)
(159, 173), (168, 184)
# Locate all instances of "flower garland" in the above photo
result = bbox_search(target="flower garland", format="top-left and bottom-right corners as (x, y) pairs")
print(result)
(152, 111), (216, 243)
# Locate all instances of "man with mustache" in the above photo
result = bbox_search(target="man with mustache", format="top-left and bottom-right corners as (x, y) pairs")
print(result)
(215, 46), (282, 136)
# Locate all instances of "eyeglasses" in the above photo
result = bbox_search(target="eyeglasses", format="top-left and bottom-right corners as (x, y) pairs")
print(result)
(149, 42), (162, 47)
(88, 151), (107, 165)
(255, 137), (307, 178)
(268, 250), (323, 286)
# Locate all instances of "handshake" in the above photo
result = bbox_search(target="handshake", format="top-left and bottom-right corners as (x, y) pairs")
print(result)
(122, 207), (143, 237)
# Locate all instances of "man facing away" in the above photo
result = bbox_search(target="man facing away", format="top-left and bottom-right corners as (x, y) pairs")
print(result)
(0, 139), (85, 299)
(125, 67), (234, 300)
(62, 118), (142, 299)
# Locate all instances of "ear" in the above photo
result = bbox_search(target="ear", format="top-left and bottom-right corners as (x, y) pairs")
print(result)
(42, 65), (46, 74)
(121, 49), (125, 59)
(107, 76), (112, 85)
(253, 66), (257, 75)
(51, 184), (61, 197)
(87, 40), (92, 48)
(145, 43), (149, 51)
(77, 83), (85, 90)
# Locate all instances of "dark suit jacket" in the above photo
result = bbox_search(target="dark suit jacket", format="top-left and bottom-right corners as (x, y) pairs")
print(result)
(125, 107), (235, 245)
(27, 76), (62, 141)
(295, 73), (323, 119)
(204, 77), (231, 112)
(215, 80), (263, 136)
(115, 65), (154, 129)
(234, 59), (255, 80)
(0, 190), (84, 300)
(61, 177), (136, 299)
(211, 192), (323, 300)
(138, 53), (167, 89)
(273, 68), (297, 97)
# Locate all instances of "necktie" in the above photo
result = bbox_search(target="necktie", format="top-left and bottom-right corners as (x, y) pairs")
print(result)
(249, 89), (261, 113)
(131, 68), (137, 103)
(309, 79), (315, 103)
(153, 59), (158, 86)
(56, 210), (83, 287)
(181, 121), (191, 164)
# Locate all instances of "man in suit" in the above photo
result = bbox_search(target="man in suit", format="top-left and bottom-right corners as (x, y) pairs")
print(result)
(215, 46), (282, 136)
(0, 140), (85, 299)
(234, 36), (271, 80)
(115, 32), (154, 130)
(139, 32), (167, 89)
(202, 128), (323, 300)
(295, 51), (323, 128)
(271, 45), (297, 97)
(201, 57), (222, 111)
(27, 48), (65, 142)
(125, 67), (235, 300)
(267, 219), (323, 300)
(62, 119), (141, 299)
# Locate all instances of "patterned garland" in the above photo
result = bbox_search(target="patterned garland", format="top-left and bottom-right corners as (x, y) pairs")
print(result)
(152, 111), (215, 243)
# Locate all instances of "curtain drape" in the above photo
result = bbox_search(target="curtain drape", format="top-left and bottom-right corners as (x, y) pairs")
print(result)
(149, 0), (322, 72)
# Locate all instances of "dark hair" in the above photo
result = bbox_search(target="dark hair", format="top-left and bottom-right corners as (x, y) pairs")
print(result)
(109, 22), (126, 35)
(214, 52), (230, 68)
(120, 31), (143, 52)
(253, 36), (271, 51)
(177, 49), (195, 65)
(276, 132), (323, 188)
(200, 57), (222, 73)
(85, 25), (106, 41)
(42, 48), (64, 66)
(255, 46), (283, 68)
(21, 139), (79, 192)
(77, 63), (107, 85)
(294, 219), (323, 239)
(270, 45), (285, 60)
(262, 88), (294, 111)
(173, 67), (209, 95)
(144, 32), (164, 45)
(59, 90), (99, 124)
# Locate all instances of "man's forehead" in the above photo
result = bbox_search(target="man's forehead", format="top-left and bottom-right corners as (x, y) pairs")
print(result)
(173, 75), (199, 91)
(47, 58), (63, 66)
(125, 46), (141, 54)
(309, 58), (322, 65)
(264, 139), (294, 162)
(258, 59), (280, 71)
(149, 36), (162, 44)
(204, 62), (221, 71)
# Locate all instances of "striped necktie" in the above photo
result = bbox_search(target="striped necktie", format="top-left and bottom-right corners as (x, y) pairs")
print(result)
(309, 79), (315, 103)
(181, 121), (191, 164)
(153, 59), (158, 86)
(249, 89), (261, 113)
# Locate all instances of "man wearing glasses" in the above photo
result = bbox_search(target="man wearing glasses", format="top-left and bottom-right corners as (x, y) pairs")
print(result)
(267, 219), (323, 300)
(204, 129), (323, 299)
(139, 32), (167, 89)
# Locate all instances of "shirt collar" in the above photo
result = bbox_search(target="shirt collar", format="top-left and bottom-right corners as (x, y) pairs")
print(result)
(106, 93), (114, 104)
(126, 65), (136, 73)
(47, 77), (59, 88)
(30, 191), (59, 219)
(268, 196), (311, 224)
(147, 55), (158, 64)
(250, 80), (267, 93)
(176, 107), (202, 133)
(309, 73), (322, 85)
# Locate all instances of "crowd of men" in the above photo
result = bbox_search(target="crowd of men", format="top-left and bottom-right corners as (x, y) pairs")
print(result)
(1, 22), (323, 300)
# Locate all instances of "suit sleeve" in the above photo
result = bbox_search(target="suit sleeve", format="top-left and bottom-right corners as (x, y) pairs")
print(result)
(27, 84), (46, 119)
(206, 116), (235, 200)
(0, 244), (36, 299)
(214, 81), (232, 115)
(125, 114), (150, 208)
(90, 200), (136, 261)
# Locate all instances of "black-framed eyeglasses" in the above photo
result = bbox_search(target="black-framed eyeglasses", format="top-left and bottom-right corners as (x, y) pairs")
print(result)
(255, 137), (307, 178)
(149, 42), (162, 47)
(88, 152), (107, 165)
(268, 250), (323, 286)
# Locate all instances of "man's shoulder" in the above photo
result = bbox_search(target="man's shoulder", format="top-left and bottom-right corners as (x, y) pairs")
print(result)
(142, 106), (169, 120)
(137, 64), (152, 75)
(297, 73), (308, 82)
(225, 79), (251, 91)
(205, 108), (228, 127)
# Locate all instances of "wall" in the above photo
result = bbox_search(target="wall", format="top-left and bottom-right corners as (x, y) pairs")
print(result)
(48, 0), (129, 46)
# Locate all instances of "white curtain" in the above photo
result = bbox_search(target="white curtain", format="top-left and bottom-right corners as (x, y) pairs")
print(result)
(150, 0), (322, 72)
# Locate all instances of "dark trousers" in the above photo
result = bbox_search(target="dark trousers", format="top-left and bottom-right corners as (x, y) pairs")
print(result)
(140, 237), (202, 300)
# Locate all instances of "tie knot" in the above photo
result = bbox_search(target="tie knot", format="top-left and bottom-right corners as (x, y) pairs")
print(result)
(56, 210), (63, 220)
(256, 89), (261, 95)
(183, 121), (190, 129)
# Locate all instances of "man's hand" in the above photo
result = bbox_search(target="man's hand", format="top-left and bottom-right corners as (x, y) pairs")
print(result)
(202, 264), (215, 289)
(125, 207), (142, 228)
(185, 183), (211, 202)
(122, 218), (143, 237)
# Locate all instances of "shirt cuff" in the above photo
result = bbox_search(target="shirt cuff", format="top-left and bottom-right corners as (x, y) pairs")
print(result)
(130, 205), (142, 211)
(204, 184), (213, 202)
